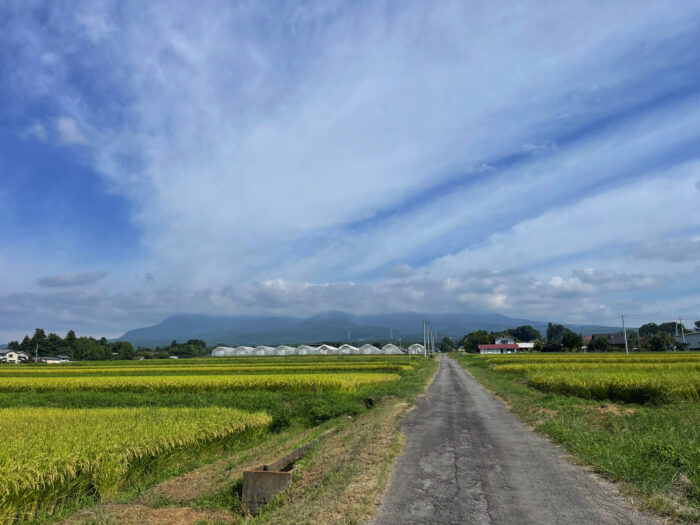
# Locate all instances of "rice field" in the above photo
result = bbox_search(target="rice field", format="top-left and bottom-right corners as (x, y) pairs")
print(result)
(0, 354), (431, 523)
(478, 352), (700, 404)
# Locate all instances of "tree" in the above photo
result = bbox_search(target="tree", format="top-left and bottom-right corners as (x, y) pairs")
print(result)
(115, 341), (136, 360)
(507, 325), (542, 342)
(19, 336), (32, 353)
(562, 331), (583, 349)
(186, 339), (207, 348)
(695, 320), (700, 330)
(546, 323), (573, 344)
(587, 337), (611, 352)
(462, 330), (491, 353)
(638, 323), (659, 338)
(439, 337), (455, 353)
(644, 332), (674, 352)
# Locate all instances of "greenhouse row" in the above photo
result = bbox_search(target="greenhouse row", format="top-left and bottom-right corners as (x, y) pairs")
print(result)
(211, 343), (426, 357)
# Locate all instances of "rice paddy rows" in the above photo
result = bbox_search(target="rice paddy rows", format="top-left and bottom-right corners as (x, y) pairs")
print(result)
(0, 407), (271, 524)
(0, 372), (400, 393)
(478, 352), (700, 404)
(0, 362), (414, 376)
(0, 355), (432, 523)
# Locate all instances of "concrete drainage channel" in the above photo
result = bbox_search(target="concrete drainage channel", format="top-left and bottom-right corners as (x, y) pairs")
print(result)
(242, 428), (339, 513)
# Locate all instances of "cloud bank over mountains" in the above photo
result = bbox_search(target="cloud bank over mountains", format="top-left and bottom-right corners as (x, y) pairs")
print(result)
(1, 1), (699, 340)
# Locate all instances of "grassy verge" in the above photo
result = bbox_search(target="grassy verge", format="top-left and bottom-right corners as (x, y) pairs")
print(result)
(452, 353), (699, 523)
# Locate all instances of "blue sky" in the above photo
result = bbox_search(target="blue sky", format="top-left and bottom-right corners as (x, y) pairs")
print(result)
(1, 1), (700, 341)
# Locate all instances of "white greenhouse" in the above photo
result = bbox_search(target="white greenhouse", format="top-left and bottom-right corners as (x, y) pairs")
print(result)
(407, 344), (425, 355)
(337, 344), (358, 355)
(211, 346), (232, 357)
(359, 344), (380, 355)
(254, 345), (274, 356)
(317, 344), (337, 355)
(234, 346), (254, 356)
(275, 345), (296, 356)
(381, 344), (403, 355)
(296, 345), (316, 355)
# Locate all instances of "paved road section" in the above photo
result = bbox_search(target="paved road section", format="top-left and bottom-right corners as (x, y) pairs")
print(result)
(369, 356), (657, 525)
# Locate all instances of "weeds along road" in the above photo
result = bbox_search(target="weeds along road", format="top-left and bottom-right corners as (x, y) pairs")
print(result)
(368, 355), (658, 525)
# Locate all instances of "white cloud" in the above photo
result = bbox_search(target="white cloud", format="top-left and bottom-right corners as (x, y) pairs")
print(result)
(24, 122), (47, 141)
(55, 117), (87, 145)
(1, 1), (700, 337)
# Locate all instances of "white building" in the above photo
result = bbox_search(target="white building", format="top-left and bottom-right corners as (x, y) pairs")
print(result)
(4, 351), (30, 364)
(234, 346), (254, 356)
(275, 345), (296, 356)
(677, 332), (700, 350)
(381, 344), (402, 355)
(407, 344), (425, 355)
(517, 342), (535, 350)
(211, 346), (232, 357)
(254, 345), (275, 356)
(337, 344), (358, 355)
(359, 344), (380, 355)
(494, 336), (516, 345)
(317, 344), (338, 355)
(296, 345), (317, 355)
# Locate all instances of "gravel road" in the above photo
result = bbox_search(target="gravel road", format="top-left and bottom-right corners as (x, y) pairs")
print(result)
(368, 355), (657, 525)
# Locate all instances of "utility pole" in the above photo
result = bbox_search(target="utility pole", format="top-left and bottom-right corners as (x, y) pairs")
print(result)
(679, 316), (686, 343)
(621, 315), (629, 356)
(35, 344), (38, 363)
(423, 321), (427, 358)
(580, 326), (585, 353)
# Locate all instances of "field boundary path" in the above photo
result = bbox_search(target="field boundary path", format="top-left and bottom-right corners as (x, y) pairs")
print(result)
(368, 355), (659, 525)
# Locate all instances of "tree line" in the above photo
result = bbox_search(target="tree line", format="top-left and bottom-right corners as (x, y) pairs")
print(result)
(458, 320), (698, 353)
(6, 329), (210, 361)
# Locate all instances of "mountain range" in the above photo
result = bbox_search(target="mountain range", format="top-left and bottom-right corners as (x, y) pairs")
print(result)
(118, 311), (621, 348)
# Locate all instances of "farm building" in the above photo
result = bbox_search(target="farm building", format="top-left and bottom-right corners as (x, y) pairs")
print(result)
(254, 346), (275, 356)
(677, 332), (700, 350)
(337, 344), (358, 354)
(317, 344), (338, 355)
(3, 351), (30, 364)
(494, 336), (516, 345)
(211, 346), (232, 357)
(517, 342), (535, 350)
(359, 344), (380, 355)
(381, 344), (402, 355)
(407, 344), (425, 355)
(235, 346), (255, 356)
(478, 344), (520, 355)
(274, 345), (296, 355)
(296, 345), (317, 355)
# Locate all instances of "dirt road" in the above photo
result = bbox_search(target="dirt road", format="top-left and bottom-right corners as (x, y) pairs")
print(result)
(368, 356), (657, 525)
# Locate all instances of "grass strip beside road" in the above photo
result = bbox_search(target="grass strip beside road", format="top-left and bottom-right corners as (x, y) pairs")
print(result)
(452, 354), (700, 523)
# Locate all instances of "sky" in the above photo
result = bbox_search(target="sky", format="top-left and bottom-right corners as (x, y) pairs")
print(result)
(1, 0), (700, 342)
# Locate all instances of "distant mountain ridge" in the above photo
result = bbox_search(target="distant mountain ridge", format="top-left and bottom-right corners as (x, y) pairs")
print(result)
(118, 311), (620, 348)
